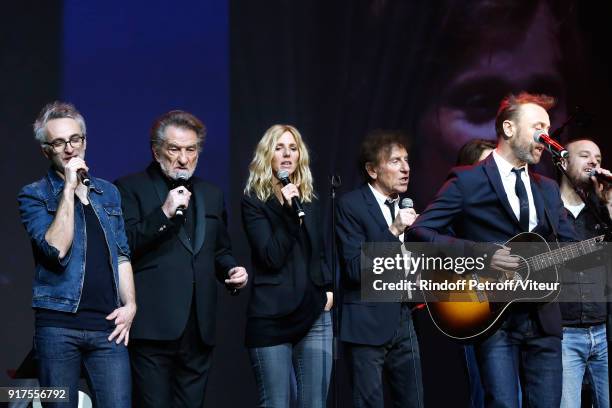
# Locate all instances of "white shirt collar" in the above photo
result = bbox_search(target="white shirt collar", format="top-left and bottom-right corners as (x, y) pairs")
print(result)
(368, 183), (398, 206)
(492, 149), (528, 178)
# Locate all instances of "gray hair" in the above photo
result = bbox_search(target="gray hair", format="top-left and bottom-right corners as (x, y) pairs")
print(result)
(33, 101), (87, 144)
(150, 110), (206, 153)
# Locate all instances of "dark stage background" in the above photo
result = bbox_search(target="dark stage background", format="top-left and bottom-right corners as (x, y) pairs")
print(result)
(1, 1), (611, 407)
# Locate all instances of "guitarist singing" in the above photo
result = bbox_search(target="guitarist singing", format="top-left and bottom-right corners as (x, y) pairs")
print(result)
(407, 92), (577, 408)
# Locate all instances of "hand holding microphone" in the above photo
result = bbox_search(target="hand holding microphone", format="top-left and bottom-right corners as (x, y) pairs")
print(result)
(63, 157), (89, 191)
(277, 170), (305, 218)
(390, 198), (417, 237)
(162, 174), (192, 219)
(173, 174), (190, 217)
(588, 168), (612, 185)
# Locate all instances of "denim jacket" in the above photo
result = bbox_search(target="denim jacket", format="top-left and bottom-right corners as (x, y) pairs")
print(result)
(18, 168), (130, 312)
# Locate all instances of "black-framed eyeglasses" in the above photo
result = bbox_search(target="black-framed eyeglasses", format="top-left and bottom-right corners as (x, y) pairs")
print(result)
(43, 135), (86, 151)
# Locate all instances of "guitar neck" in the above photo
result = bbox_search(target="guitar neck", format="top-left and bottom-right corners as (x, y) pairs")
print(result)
(531, 235), (605, 271)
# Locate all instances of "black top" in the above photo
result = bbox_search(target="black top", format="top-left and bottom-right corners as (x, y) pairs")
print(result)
(36, 203), (116, 330)
(246, 226), (326, 347)
(241, 195), (330, 348)
(115, 163), (238, 343)
(560, 194), (610, 326)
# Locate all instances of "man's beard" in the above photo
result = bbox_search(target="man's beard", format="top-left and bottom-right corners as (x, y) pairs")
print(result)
(568, 166), (593, 189)
(159, 160), (196, 180)
(511, 130), (538, 165)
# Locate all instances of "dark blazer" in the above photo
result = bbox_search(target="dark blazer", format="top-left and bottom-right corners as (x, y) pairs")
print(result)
(241, 194), (330, 318)
(406, 154), (576, 337)
(335, 184), (405, 346)
(115, 163), (237, 344)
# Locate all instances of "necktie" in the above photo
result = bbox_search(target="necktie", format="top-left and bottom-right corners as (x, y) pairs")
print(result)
(511, 168), (529, 231)
(384, 197), (406, 300)
(384, 198), (396, 224)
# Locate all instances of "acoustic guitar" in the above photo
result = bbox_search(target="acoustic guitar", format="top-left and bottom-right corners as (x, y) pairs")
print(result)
(422, 231), (606, 341)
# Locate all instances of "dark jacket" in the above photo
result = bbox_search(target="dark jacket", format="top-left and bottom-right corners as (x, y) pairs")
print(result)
(335, 184), (406, 345)
(241, 194), (330, 318)
(406, 154), (576, 338)
(115, 163), (237, 344)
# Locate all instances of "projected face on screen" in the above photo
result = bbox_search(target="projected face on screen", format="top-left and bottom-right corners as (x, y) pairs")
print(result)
(409, 0), (572, 205)
(419, 2), (566, 157)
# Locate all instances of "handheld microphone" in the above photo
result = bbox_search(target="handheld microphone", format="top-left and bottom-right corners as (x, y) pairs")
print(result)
(533, 130), (568, 159)
(400, 198), (414, 209)
(588, 169), (612, 184)
(277, 170), (305, 218)
(174, 173), (190, 217)
(77, 169), (91, 187)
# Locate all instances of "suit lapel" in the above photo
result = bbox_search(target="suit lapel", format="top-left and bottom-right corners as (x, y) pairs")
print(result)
(482, 155), (521, 229)
(529, 172), (547, 229)
(192, 181), (207, 254)
(361, 184), (391, 232)
(146, 163), (194, 254)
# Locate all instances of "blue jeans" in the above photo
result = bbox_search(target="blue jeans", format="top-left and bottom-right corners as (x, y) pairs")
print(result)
(248, 311), (332, 408)
(345, 305), (424, 408)
(475, 311), (561, 408)
(464, 345), (484, 408)
(561, 324), (609, 408)
(34, 326), (131, 408)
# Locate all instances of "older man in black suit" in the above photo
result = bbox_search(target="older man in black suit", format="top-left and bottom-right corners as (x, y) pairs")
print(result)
(115, 110), (247, 408)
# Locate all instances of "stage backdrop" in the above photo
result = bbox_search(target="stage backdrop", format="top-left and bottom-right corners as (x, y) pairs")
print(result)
(1, 2), (252, 408)
(230, 1), (611, 407)
(2, 1), (611, 407)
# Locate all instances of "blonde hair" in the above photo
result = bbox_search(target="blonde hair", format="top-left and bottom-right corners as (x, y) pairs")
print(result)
(244, 124), (315, 202)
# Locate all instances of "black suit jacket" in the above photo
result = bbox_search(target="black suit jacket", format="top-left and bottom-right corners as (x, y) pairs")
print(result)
(115, 163), (237, 344)
(336, 184), (406, 346)
(406, 154), (577, 337)
(241, 194), (330, 318)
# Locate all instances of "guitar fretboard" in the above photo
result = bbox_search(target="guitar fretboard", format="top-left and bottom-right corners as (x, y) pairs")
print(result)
(530, 235), (605, 271)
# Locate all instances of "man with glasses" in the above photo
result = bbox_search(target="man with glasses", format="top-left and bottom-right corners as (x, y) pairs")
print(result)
(115, 110), (247, 407)
(18, 101), (136, 407)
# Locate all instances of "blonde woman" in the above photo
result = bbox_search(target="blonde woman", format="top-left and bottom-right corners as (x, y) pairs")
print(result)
(242, 124), (333, 407)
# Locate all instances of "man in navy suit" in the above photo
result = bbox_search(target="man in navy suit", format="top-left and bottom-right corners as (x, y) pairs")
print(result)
(336, 130), (424, 408)
(407, 93), (576, 407)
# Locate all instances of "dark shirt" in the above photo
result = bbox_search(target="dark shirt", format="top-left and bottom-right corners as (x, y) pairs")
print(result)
(246, 225), (326, 347)
(36, 203), (117, 330)
(560, 194), (610, 326)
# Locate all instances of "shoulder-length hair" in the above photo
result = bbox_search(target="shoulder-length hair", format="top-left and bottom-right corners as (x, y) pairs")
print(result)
(244, 124), (315, 202)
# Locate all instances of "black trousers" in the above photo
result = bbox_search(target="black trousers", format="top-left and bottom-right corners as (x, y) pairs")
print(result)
(344, 305), (424, 408)
(129, 301), (213, 408)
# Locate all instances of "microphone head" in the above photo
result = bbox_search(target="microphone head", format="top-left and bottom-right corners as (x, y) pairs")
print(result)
(277, 170), (290, 180)
(176, 171), (189, 181)
(400, 198), (414, 209)
(173, 171), (191, 190)
(533, 129), (547, 143)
